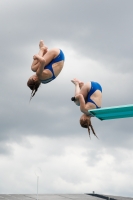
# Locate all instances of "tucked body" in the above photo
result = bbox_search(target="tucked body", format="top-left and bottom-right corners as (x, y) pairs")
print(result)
(27, 40), (65, 99)
(71, 78), (102, 137)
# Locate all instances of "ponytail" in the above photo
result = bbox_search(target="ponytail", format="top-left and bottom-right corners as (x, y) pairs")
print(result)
(27, 78), (41, 101)
(80, 115), (98, 139)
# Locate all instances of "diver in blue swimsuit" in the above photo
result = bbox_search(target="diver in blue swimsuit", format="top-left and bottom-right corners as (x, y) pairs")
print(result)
(41, 49), (65, 84)
(27, 40), (65, 100)
(71, 78), (102, 138)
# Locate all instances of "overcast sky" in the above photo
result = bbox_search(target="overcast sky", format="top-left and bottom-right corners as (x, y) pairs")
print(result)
(0, 0), (133, 197)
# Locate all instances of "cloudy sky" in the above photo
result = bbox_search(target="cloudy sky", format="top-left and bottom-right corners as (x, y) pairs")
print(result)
(1, 0), (133, 197)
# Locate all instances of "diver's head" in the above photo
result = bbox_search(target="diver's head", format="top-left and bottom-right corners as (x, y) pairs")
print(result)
(27, 75), (41, 101)
(80, 114), (98, 138)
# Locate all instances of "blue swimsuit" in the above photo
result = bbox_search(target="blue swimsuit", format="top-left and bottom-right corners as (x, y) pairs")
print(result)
(41, 49), (65, 84)
(86, 81), (102, 108)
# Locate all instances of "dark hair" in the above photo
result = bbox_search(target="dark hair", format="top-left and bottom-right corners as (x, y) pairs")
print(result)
(80, 116), (98, 138)
(27, 78), (41, 101)
(71, 97), (76, 101)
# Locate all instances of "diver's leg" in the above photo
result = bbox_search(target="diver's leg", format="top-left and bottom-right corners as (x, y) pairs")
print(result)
(33, 55), (52, 81)
(32, 48), (60, 72)
(39, 40), (48, 56)
(42, 48), (60, 66)
(79, 82), (91, 98)
(71, 78), (91, 99)
(31, 40), (48, 72)
(71, 78), (81, 96)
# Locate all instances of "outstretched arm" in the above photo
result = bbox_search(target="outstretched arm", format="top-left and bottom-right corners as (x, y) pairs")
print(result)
(75, 94), (88, 115)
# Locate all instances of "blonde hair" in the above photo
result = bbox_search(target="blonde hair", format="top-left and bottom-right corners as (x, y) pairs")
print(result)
(27, 78), (41, 101)
(80, 115), (98, 138)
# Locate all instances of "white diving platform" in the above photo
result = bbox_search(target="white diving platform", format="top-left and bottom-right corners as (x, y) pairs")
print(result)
(88, 104), (133, 120)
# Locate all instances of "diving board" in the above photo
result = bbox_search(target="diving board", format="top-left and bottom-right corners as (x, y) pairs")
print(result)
(88, 104), (133, 120)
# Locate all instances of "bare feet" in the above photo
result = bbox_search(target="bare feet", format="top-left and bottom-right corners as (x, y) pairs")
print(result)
(39, 40), (48, 55)
(41, 46), (48, 54)
(71, 78), (80, 85)
(79, 82), (84, 89)
(33, 54), (45, 64)
(71, 78), (84, 88)
(39, 40), (44, 49)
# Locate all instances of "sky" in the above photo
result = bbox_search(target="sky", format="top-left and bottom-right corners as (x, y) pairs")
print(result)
(0, 0), (133, 197)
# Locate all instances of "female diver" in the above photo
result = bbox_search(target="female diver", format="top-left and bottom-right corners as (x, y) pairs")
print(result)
(71, 78), (102, 138)
(27, 40), (65, 100)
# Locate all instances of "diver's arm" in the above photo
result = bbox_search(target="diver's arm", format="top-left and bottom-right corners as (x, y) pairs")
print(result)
(33, 54), (53, 80)
(36, 60), (44, 77)
(75, 94), (88, 115)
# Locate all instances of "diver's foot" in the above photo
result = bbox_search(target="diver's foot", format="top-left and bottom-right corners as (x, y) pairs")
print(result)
(79, 82), (84, 89)
(39, 40), (44, 49)
(41, 46), (48, 54)
(33, 54), (45, 64)
(71, 78), (80, 85)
